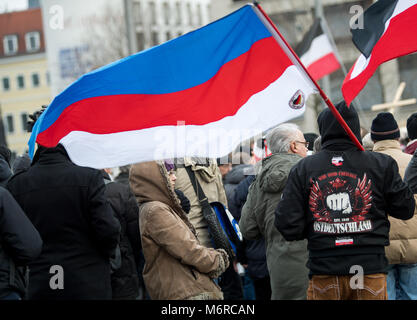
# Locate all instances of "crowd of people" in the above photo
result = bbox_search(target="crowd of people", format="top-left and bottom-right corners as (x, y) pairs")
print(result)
(1, 101), (417, 300)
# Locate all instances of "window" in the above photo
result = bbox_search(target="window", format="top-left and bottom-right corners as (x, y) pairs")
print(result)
(163, 2), (170, 25)
(166, 31), (171, 41)
(133, 2), (142, 25)
(137, 32), (145, 51)
(2, 77), (10, 91)
(21, 113), (28, 132)
(186, 3), (192, 25)
(17, 75), (25, 89)
(149, 2), (156, 25)
(152, 32), (159, 46)
(197, 4), (202, 26)
(3, 35), (18, 55)
(25, 32), (40, 52)
(176, 2), (181, 25)
(32, 73), (40, 87)
(6, 115), (14, 134)
(46, 71), (50, 86)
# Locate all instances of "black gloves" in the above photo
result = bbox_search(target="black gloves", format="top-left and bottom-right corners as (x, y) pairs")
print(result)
(27, 105), (48, 133)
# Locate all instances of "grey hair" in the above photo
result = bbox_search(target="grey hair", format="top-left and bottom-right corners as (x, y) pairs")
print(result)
(362, 132), (374, 151)
(266, 123), (300, 153)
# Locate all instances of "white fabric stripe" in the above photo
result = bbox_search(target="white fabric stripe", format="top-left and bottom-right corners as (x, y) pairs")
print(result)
(300, 34), (334, 67)
(60, 65), (316, 169)
(349, 53), (371, 80)
(387, 0), (417, 31)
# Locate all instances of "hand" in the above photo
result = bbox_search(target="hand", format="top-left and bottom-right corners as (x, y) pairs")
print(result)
(326, 193), (352, 214)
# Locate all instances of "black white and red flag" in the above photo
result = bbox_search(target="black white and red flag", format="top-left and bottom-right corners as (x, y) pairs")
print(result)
(295, 18), (341, 81)
(342, 0), (417, 106)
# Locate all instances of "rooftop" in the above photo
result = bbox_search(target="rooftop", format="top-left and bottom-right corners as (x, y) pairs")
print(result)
(0, 7), (45, 58)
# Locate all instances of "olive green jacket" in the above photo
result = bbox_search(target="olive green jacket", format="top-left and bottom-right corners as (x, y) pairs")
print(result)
(239, 153), (309, 300)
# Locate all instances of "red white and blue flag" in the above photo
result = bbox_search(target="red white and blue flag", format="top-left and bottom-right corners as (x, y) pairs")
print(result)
(29, 4), (317, 169)
(342, 0), (417, 106)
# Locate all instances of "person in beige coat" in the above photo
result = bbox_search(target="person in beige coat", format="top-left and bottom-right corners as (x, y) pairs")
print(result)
(129, 160), (229, 300)
(371, 112), (417, 300)
(175, 157), (228, 248)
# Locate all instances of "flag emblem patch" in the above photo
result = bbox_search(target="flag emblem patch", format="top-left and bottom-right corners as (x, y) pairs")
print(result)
(289, 90), (305, 109)
(331, 156), (344, 167)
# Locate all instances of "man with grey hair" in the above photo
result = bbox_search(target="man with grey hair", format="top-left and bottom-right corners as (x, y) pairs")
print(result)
(239, 123), (309, 299)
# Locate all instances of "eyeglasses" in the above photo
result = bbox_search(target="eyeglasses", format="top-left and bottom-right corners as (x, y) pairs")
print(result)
(295, 140), (309, 148)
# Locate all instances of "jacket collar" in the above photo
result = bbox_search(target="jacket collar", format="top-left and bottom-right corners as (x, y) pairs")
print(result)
(34, 144), (72, 165)
(321, 138), (359, 152)
(373, 139), (401, 152)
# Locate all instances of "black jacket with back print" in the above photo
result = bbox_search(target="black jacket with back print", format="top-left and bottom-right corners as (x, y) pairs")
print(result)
(275, 102), (415, 276)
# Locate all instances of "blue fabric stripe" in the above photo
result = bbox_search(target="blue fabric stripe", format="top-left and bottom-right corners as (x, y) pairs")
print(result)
(29, 4), (271, 156)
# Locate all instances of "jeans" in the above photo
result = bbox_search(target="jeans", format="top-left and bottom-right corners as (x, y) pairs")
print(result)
(387, 263), (417, 300)
(241, 275), (256, 300)
(307, 274), (387, 300)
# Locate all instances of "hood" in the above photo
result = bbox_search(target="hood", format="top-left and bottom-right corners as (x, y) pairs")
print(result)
(129, 160), (197, 236)
(129, 161), (176, 206)
(257, 153), (301, 193)
(318, 101), (362, 150)
(224, 164), (254, 185)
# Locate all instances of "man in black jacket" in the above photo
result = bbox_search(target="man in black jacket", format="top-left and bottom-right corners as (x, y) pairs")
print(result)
(0, 187), (42, 300)
(102, 169), (141, 300)
(275, 101), (415, 300)
(0, 146), (12, 187)
(7, 144), (120, 299)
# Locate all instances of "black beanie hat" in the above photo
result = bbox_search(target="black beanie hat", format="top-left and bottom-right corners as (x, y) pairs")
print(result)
(371, 112), (400, 141)
(317, 100), (362, 147)
(407, 113), (417, 140)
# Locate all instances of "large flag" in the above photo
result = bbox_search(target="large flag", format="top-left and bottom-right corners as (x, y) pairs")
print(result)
(342, 0), (417, 106)
(29, 4), (317, 169)
(295, 18), (341, 81)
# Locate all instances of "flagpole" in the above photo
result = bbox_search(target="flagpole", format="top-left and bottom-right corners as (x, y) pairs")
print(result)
(253, 2), (364, 151)
(319, 14), (371, 128)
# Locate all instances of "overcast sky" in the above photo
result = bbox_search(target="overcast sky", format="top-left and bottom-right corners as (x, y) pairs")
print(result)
(0, 0), (28, 13)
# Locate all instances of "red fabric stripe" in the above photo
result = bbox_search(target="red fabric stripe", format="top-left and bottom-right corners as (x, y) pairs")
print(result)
(342, 4), (417, 106)
(307, 52), (340, 81)
(37, 37), (293, 147)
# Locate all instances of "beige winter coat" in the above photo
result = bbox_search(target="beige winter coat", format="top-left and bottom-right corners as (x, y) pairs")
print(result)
(373, 140), (417, 264)
(174, 158), (228, 248)
(129, 161), (228, 300)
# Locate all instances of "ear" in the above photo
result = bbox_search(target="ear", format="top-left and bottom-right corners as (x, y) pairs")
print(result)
(289, 141), (297, 154)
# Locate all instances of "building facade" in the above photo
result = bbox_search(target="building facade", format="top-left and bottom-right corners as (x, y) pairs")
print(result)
(129, 0), (211, 52)
(0, 7), (51, 155)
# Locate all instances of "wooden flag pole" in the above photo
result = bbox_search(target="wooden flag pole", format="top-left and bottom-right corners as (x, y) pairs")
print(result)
(253, 2), (364, 151)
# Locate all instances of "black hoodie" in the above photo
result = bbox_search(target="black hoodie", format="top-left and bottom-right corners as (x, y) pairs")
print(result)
(274, 101), (415, 276)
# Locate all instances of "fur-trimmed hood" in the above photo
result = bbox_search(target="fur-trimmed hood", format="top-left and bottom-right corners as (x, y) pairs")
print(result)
(129, 161), (198, 238)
